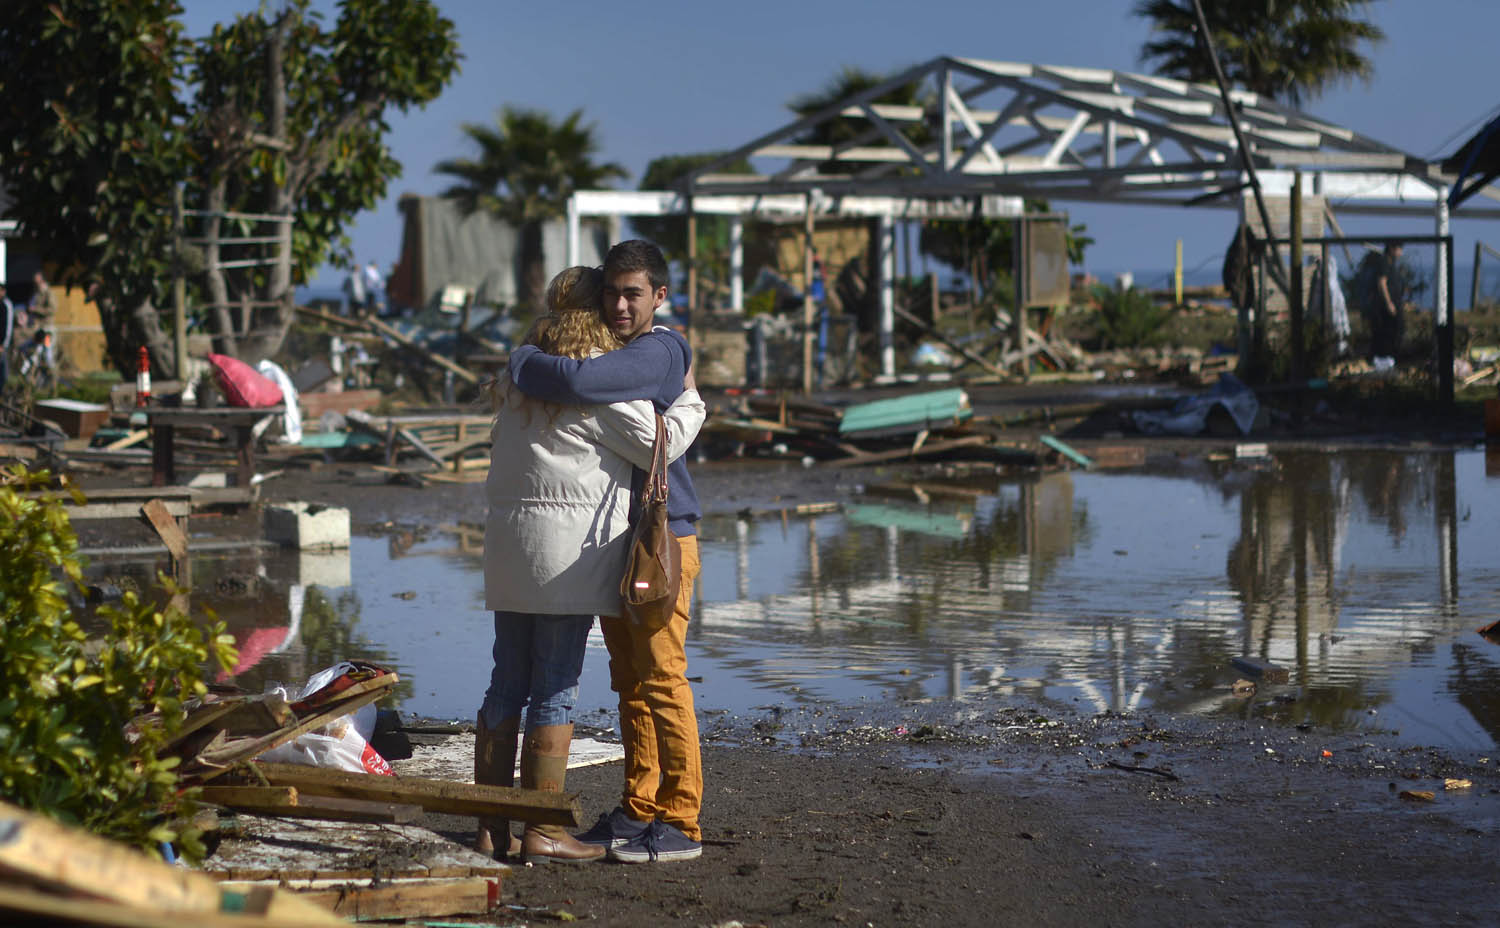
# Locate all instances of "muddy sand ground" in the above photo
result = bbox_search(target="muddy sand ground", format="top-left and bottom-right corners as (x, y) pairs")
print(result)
(256, 406), (1499, 927)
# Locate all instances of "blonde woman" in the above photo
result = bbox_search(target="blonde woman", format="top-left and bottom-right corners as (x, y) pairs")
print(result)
(477, 266), (704, 864)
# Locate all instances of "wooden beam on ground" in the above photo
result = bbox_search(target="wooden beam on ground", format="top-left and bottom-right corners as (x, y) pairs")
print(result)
(198, 786), (423, 825)
(242, 761), (582, 827)
(346, 409), (444, 469)
(823, 434), (992, 468)
(105, 429), (150, 451)
(0, 800), (342, 925)
(0, 884), (345, 928)
(292, 877), (494, 921)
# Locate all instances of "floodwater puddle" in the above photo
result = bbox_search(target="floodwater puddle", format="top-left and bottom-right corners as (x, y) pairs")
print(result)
(87, 448), (1500, 752)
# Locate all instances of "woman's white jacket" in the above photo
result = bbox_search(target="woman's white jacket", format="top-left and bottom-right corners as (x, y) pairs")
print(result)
(483, 388), (704, 616)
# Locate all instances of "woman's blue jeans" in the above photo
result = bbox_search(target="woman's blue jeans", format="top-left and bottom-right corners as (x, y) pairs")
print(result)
(480, 611), (593, 730)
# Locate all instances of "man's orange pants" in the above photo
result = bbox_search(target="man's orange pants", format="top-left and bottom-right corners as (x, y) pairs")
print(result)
(600, 535), (703, 840)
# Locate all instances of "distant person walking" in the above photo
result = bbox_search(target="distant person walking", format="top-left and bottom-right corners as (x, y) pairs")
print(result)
(361, 261), (385, 315)
(1359, 243), (1405, 362)
(342, 265), (366, 316)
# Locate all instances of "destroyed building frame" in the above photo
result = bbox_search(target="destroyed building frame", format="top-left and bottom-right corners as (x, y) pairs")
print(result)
(562, 55), (1500, 390)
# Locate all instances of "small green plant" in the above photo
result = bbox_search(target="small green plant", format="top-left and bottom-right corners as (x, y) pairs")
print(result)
(1090, 284), (1173, 349)
(0, 466), (236, 861)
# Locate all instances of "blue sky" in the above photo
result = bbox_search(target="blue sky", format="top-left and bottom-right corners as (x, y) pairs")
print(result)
(179, 0), (1500, 290)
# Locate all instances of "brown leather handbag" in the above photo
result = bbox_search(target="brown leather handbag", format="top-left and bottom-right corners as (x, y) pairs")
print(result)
(620, 413), (681, 630)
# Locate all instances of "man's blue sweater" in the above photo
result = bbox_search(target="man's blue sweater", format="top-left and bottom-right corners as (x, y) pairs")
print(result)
(508, 327), (702, 537)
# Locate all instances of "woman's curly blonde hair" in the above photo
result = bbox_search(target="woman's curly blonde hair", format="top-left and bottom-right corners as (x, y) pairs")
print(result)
(490, 266), (623, 418)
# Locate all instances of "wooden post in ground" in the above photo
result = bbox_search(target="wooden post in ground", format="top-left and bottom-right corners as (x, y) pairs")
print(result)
(1290, 170), (1305, 387)
(1012, 215), (1029, 382)
(802, 194), (816, 395)
(172, 185), (188, 381)
(686, 204), (698, 316)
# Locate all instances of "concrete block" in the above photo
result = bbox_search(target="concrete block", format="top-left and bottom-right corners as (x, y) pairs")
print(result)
(265, 501), (350, 549)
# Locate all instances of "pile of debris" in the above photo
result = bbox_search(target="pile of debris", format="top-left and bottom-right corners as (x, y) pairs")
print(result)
(0, 662), (585, 924)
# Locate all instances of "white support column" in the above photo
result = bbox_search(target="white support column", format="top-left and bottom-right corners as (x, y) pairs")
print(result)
(1104, 120), (1116, 168)
(729, 215), (745, 311)
(1436, 185), (1450, 328)
(878, 214), (896, 378)
(565, 194), (581, 267)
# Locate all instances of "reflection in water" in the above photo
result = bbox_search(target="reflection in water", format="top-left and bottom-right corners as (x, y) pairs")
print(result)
(690, 450), (1500, 751)
(79, 451), (1497, 751)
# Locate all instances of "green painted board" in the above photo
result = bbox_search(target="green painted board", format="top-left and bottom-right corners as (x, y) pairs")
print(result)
(838, 388), (972, 436)
(297, 431), (381, 449)
(1040, 434), (1093, 469)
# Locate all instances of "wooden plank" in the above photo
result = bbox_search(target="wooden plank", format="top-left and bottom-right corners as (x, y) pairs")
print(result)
(140, 498), (189, 563)
(244, 761), (582, 826)
(823, 434), (992, 469)
(296, 877), (493, 920)
(200, 785), (300, 808)
(203, 818), (508, 883)
(0, 800), (343, 925)
(200, 787), (423, 824)
(61, 500), (193, 521)
(0, 884), (345, 928)
(105, 429), (150, 450)
(1039, 434), (1094, 469)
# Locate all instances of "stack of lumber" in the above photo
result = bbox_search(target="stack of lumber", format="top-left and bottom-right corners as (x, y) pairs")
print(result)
(345, 409), (491, 481)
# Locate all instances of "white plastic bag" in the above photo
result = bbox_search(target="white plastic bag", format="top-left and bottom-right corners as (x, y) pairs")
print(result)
(256, 663), (392, 775)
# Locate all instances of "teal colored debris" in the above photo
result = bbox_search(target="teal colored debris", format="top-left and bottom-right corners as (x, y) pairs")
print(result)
(1040, 434), (1093, 469)
(838, 388), (971, 436)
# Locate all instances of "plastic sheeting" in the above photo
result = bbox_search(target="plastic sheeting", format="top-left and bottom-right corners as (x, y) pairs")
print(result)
(1132, 373), (1260, 436)
(256, 359), (302, 444)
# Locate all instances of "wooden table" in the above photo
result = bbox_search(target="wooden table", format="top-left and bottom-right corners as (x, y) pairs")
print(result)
(147, 405), (285, 488)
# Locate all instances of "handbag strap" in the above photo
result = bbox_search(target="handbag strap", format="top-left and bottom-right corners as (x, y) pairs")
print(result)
(641, 413), (669, 505)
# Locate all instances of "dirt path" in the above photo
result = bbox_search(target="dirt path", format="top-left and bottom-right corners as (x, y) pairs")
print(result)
(407, 702), (1497, 927)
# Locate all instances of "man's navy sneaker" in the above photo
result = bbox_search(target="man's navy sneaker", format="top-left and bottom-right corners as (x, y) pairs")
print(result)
(576, 807), (649, 849)
(608, 820), (702, 863)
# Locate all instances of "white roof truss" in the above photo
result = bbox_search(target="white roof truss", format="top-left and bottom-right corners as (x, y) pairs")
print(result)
(685, 55), (1500, 217)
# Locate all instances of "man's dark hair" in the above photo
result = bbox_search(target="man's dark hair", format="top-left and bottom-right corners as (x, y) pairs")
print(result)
(604, 239), (669, 292)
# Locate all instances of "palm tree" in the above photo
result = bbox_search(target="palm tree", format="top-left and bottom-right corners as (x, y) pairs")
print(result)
(435, 107), (625, 309)
(787, 65), (934, 175)
(1134, 0), (1385, 107)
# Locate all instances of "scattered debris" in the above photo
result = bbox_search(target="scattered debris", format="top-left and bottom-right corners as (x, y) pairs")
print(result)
(1230, 657), (1290, 684)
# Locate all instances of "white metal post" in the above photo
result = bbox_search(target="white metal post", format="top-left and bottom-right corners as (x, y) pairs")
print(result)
(878, 214), (896, 378)
(1436, 185), (1450, 328)
(729, 215), (745, 311)
(565, 194), (581, 268)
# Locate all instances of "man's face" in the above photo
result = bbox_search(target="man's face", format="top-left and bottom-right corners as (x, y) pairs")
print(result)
(602, 269), (664, 341)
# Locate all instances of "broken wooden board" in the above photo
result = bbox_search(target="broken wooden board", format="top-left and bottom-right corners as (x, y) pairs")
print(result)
(221, 877), (497, 921)
(198, 787), (423, 825)
(236, 761), (581, 826)
(0, 883), (345, 928)
(202, 817), (509, 883)
(0, 800), (342, 925)
(823, 434), (992, 469)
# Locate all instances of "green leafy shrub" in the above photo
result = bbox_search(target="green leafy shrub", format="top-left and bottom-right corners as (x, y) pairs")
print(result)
(1090, 284), (1173, 349)
(0, 467), (236, 861)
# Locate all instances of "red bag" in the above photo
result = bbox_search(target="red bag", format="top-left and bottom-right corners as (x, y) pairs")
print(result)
(209, 353), (283, 407)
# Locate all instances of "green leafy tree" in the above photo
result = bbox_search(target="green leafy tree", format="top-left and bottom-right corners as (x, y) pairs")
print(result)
(1134, 0), (1385, 106)
(435, 107), (626, 310)
(0, 0), (460, 374)
(0, 468), (236, 861)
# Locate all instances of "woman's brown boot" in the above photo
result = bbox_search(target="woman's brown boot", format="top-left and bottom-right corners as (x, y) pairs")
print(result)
(474, 713), (522, 859)
(520, 724), (605, 864)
